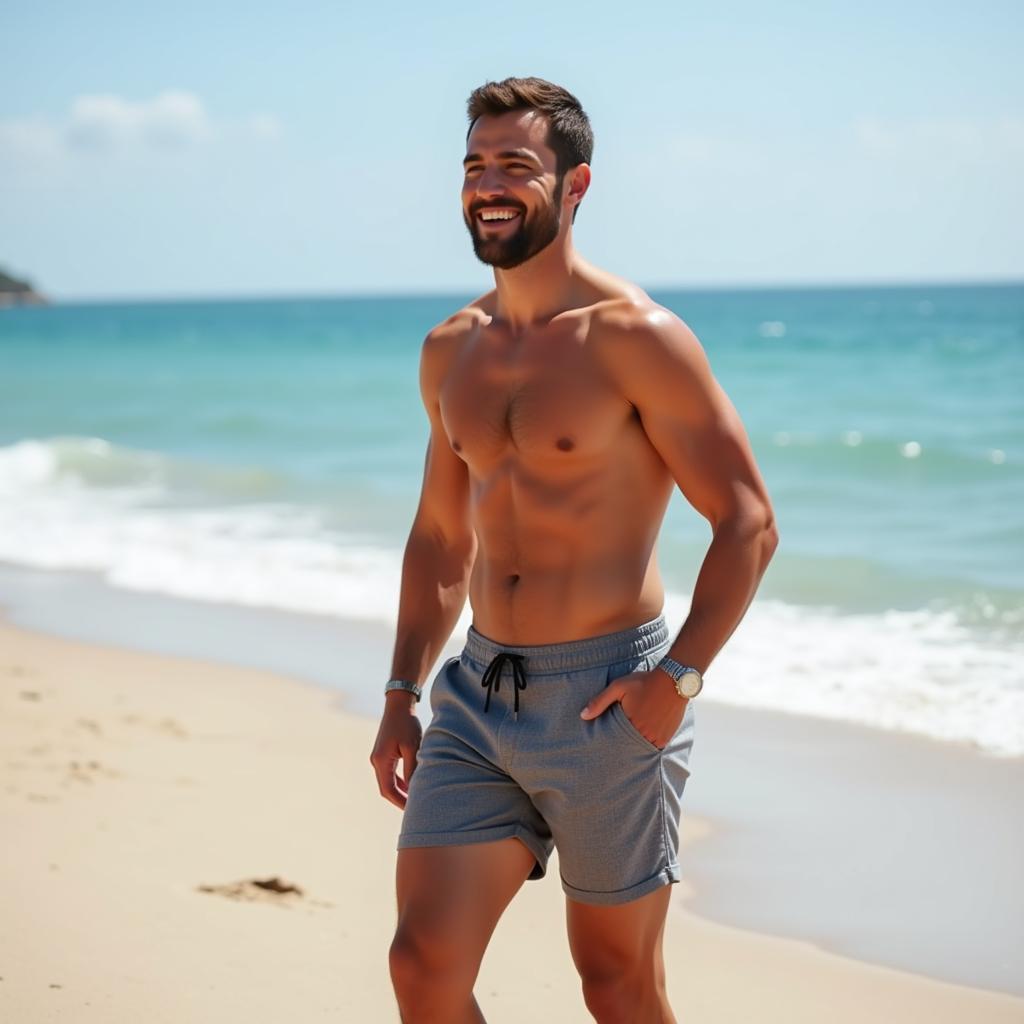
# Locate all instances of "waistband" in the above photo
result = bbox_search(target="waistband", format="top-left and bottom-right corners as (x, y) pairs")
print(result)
(464, 613), (670, 676)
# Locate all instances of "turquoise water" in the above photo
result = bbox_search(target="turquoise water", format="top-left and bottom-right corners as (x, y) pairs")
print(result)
(1, 283), (1022, 754)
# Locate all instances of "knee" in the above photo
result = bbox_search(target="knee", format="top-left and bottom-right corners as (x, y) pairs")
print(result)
(388, 926), (473, 1008)
(580, 967), (662, 1023)
(388, 929), (434, 1000)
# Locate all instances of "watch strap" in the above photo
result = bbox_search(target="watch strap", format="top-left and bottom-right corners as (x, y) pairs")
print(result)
(385, 679), (423, 702)
(656, 655), (691, 681)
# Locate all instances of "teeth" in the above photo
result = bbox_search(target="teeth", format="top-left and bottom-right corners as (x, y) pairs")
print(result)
(479, 209), (519, 221)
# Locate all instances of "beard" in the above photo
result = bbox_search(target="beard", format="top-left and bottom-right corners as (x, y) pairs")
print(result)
(464, 177), (564, 270)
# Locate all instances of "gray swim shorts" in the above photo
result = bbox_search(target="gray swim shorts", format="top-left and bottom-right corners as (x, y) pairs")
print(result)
(396, 613), (695, 906)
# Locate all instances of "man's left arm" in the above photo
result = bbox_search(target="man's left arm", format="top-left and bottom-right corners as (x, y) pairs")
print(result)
(581, 304), (779, 735)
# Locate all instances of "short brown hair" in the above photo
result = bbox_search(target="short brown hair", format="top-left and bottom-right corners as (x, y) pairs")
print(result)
(466, 76), (594, 224)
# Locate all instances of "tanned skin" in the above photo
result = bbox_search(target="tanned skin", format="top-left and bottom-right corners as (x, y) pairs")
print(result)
(371, 106), (779, 1023)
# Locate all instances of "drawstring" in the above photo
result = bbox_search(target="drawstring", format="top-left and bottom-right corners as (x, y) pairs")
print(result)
(481, 652), (528, 715)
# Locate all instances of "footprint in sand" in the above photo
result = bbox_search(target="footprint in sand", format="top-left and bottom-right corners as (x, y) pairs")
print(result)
(5, 756), (118, 798)
(64, 759), (120, 785)
(118, 713), (189, 738)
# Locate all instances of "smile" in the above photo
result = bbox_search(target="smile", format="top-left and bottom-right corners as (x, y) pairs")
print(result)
(477, 209), (521, 225)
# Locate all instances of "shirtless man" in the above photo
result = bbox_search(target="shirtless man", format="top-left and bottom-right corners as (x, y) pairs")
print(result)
(370, 76), (779, 1023)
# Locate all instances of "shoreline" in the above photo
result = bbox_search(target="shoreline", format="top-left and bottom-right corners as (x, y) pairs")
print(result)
(0, 560), (1016, 758)
(3, 615), (1023, 1021)
(1, 562), (1022, 997)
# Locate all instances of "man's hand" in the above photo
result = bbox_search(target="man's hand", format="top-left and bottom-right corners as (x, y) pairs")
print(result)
(370, 699), (424, 810)
(579, 670), (688, 750)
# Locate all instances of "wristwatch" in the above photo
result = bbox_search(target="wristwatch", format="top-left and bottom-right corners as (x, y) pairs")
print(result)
(385, 678), (422, 702)
(654, 656), (704, 700)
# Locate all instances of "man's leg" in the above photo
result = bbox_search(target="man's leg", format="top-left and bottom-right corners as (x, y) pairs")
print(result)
(565, 885), (676, 1024)
(390, 836), (538, 1024)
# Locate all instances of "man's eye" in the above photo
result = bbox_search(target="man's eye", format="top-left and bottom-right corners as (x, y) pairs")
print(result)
(463, 164), (530, 172)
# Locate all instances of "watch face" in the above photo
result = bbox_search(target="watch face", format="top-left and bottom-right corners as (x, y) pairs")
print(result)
(679, 671), (703, 698)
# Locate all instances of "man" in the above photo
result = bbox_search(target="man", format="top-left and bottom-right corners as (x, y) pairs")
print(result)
(370, 76), (778, 1023)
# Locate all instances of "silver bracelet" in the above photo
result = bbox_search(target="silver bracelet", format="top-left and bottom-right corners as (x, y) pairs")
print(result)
(385, 678), (423, 702)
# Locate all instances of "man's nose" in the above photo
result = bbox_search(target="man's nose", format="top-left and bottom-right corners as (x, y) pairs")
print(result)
(473, 165), (509, 196)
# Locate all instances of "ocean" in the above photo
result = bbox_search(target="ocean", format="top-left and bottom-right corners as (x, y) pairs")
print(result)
(1, 282), (1022, 756)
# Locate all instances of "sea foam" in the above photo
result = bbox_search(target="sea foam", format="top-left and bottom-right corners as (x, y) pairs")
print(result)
(3, 435), (1022, 758)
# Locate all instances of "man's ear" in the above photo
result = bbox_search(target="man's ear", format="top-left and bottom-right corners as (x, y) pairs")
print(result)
(568, 163), (591, 211)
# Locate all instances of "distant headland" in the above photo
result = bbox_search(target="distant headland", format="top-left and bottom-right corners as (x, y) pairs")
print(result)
(0, 266), (50, 308)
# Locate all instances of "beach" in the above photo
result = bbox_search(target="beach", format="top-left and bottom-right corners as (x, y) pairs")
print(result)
(3, 606), (1023, 1022)
(2, 284), (1022, 1019)
(4, 0), (1022, 1011)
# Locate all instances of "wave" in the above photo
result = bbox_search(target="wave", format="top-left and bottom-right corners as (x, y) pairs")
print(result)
(0, 435), (399, 621)
(0, 434), (289, 501)
(656, 592), (1024, 760)
(3, 435), (1022, 758)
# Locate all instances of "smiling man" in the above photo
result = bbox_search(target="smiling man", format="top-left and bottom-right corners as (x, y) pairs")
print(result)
(370, 76), (778, 1023)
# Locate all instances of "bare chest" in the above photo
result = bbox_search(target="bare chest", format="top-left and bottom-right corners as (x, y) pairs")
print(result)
(438, 326), (630, 468)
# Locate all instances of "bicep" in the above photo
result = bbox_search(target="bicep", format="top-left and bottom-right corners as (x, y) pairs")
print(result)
(619, 312), (773, 530)
(412, 334), (474, 547)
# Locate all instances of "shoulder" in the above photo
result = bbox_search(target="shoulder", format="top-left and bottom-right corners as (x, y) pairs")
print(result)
(422, 292), (492, 354)
(590, 295), (709, 388)
(592, 293), (699, 345)
(417, 298), (487, 404)
(421, 300), (481, 354)
(424, 304), (483, 346)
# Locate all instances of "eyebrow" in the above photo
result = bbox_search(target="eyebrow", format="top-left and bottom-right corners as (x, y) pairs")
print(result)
(462, 149), (539, 166)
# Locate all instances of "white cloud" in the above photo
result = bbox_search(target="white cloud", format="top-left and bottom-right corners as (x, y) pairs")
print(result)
(0, 91), (282, 165)
(66, 90), (214, 150)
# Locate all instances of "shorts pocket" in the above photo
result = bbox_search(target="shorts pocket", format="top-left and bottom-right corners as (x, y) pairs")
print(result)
(609, 701), (665, 753)
(428, 655), (461, 712)
(604, 656), (665, 754)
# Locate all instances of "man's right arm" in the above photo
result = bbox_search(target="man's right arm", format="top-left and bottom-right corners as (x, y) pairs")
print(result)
(384, 322), (477, 713)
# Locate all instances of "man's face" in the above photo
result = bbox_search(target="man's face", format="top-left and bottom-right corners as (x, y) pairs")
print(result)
(462, 109), (565, 270)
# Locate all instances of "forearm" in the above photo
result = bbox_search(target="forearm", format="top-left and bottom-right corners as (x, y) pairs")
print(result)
(388, 524), (476, 694)
(662, 511), (779, 677)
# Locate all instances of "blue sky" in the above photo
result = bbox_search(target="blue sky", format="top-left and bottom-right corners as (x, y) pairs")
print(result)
(2, 1), (1022, 300)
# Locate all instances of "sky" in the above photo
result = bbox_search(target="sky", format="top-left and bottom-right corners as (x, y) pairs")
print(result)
(2, 1), (1022, 301)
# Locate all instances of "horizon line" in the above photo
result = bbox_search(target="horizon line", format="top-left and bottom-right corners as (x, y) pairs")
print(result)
(23, 273), (1024, 308)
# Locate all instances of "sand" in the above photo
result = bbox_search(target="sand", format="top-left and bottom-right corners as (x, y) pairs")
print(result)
(2, 616), (1022, 1022)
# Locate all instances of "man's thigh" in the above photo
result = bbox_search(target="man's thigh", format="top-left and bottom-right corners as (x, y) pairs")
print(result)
(394, 837), (538, 970)
(565, 884), (673, 978)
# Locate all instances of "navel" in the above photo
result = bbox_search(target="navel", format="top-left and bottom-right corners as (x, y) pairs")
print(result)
(506, 573), (521, 586)
(451, 439), (462, 452)
(555, 437), (575, 452)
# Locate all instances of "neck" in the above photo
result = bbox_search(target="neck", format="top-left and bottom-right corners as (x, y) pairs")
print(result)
(491, 233), (581, 332)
